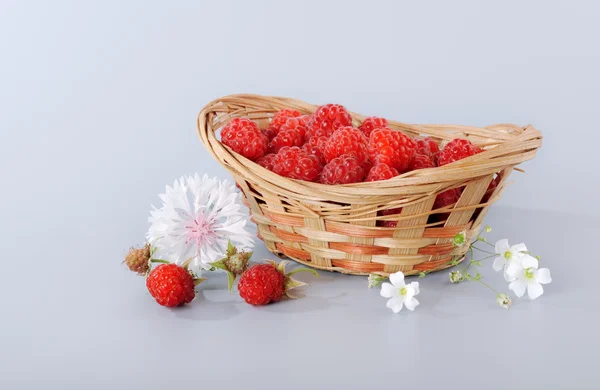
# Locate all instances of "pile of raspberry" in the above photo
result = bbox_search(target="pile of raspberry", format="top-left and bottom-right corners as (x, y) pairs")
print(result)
(220, 104), (495, 224)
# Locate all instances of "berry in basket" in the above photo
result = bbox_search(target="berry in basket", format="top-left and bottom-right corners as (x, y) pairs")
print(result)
(368, 127), (417, 172)
(221, 118), (268, 161)
(323, 126), (369, 164)
(272, 146), (322, 182)
(319, 155), (367, 185)
(306, 104), (353, 139)
(358, 116), (388, 138)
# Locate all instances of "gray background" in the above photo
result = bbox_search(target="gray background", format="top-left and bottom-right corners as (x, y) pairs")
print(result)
(1, 0), (598, 389)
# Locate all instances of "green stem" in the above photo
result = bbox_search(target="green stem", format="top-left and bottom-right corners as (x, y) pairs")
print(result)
(287, 267), (319, 278)
(479, 240), (495, 248)
(150, 259), (170, 264)
(471, 246), (495, 255)
(475, 278), (500, 295)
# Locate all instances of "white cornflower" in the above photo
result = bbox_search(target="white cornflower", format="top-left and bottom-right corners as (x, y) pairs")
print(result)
(506, 255), (552, 300)
(380, 272), (420, 313)
(147, 174), (253, 275)
(493, 239), (527, 281)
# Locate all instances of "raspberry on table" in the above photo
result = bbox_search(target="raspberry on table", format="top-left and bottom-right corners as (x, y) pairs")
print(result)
(221, 118), (268, 161)
(368, 128), (417, 172)
(238, 263), (285, 305)
(437, 138), (482, 166)
(302, 135), (328, 164)
(415, 138), (440, 161)
(408, 153), (436, 171)
(358, 116), (388, 138)
(273, 146), (323, 182)
(306, 104), (353, 139)
(319, 155), (366, 185)
(268, 117), (307, 153)
(365, 163), (399, 182)
(146, 263), (196, 307)
(256, 153), (278, 171)
(323, 127), (369, 164)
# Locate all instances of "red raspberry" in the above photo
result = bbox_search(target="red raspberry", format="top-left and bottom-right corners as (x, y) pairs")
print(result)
(358, 116), (388, 138)
(415, 138), (440, 160)
(256, 153), (277, 171)
(306, 104), (353, 139)
(437, 139), (482, 166)
(146, 264), (195, 307)
(368, 128), (417, 172)
(302, 135), (328, 164)
(482, 175), (500, 203)
(377, 207), (403, 228)
(238, 263), (285, 305)
(273, 146), (323, 182)
(264, 109), (302, 140)
(319, 155), (366, 185)
(323, 127), (369, 164)
(268, 117), (307, 153)
(298, 114), (311, 126)
(430, 188), (462, 222)
(221, 118), (268, 161)
(365, 163), (399, 182)
(408, 153), (436, 171)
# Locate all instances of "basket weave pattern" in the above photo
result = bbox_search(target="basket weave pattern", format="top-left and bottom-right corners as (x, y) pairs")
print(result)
(197, 94), (542, 276)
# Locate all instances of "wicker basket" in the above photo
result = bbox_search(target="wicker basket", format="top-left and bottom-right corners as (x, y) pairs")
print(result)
(197, 94), (542, 276)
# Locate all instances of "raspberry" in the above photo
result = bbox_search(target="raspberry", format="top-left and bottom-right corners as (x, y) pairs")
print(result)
(408, 153), (436, 171)
(319, 155), (366, 185)
(323, 127), (369, 164)
(368, 128), (417, 172)
(146, 263), (195, 307)
(268, 117), (307, 153)
(415, 138), (440, 160)
(437, 138), (482, 166)
(221, 118), (268, 161)
(365, 163), (399, 182)
(264, 109), (302, 140)
(238, 263), (285, 305)
(306, 104), (353, 139)
(302, 135), (328, 164)
(430, 188), (462, 222)
(482, 175), (500, 203)
(273, 146), (323, 182)
(123, 243), (151, 276)
(377, 207), (403, 228)
(256, 153), (277, 171)
(358, 116), (388, 138)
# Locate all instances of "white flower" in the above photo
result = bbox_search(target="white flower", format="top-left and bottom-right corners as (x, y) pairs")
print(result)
(380, 272), (420, 313)
(449, 270), (464, 284)
(147, 174), (253, 275)
(506, 255), (552, 300)
(493, 239), (527, 281)
(496, 293), (512, 309)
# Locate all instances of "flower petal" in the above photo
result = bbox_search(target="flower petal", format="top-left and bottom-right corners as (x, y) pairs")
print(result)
(535, 268), (552, 284)
(495, 239), (510, 254)
(404, 297), (420, 311)
(389, 271), (405, 287)
(505, 261), (523, 279)
(493, 256), (506, 272)
(408, 281), (420, 296)
(521, 254), (539, 270)
(387, 296), (404, 313)
(503, 267), (516, 282)
(509, 279), (527, 298)
(527, 283), (544, 300)
(512, 243), (527, 254)
(380, 283), (397, 298)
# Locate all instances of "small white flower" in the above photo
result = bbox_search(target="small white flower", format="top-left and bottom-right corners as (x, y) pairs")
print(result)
(449, 270), (464, 284)
(147, 174), (253, 275)
(493, 239), (527, 281)
(506, 255), (552, 300)
(368, 273), (386, 289)
(496, 293), (512, 309)
(380, 272), (420, 313)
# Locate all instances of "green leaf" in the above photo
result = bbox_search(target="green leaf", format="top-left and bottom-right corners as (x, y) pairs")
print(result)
(226, 271), (235, 292)
(210, 259), (228, 271)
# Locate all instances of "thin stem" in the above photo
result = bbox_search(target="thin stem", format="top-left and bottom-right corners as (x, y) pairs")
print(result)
(471, 246), (495, 255)
(150, 259), (170, 264)
(479, 239), (495, 248)
(475, 278), (500, 295)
